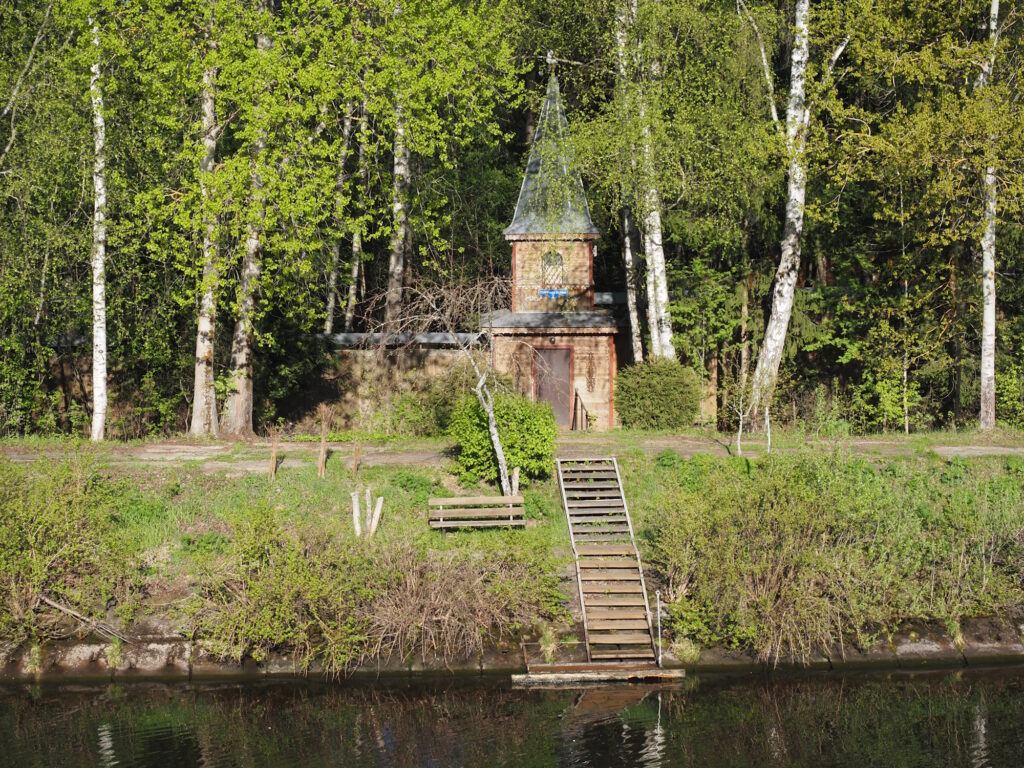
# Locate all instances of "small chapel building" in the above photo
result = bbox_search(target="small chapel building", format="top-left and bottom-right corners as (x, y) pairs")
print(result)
(485, 74), (620, 430)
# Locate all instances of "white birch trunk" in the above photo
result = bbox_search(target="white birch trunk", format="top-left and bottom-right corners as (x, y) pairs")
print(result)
(89, 20), (107, 442)
(978, 0), (1000, 431)
(642, 197), (675, 358)
(190, 64), (219, 437)
(644, 230), (661, 356)
(344, 230), (361, 332)
(324, 110), (355, 334)
(749, 0), (811, 415)
(622, 209), (644, 363)
(616, 0), (673, 359)
(384, 104), (410, 332)
(222, 12), (271, 437)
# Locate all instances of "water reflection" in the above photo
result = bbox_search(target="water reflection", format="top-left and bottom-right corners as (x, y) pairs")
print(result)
(3, 669), (1024, 767)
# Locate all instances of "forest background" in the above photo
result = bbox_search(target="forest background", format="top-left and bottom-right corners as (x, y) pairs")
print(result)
(1, 0), (1023, 441)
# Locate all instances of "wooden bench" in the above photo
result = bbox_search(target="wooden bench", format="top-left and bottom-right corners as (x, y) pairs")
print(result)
(428, 496), (526, 530)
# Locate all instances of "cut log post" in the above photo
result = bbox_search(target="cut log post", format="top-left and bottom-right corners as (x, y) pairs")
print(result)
(369, 496), (384, 537)
(268, 429), (279, 480)
(317, 404), (331, 479)
(351, 491), (362, 537)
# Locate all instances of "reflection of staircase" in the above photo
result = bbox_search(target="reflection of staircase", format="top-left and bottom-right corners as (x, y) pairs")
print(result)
(557, 458), (657, 664)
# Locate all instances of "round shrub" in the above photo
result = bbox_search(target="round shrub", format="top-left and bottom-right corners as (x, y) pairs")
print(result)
(448, 391), (557, 483)
(615, 359), (700, 430)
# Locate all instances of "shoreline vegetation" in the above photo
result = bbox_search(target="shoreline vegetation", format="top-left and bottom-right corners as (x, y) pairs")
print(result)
(3, 433), (1024, 681)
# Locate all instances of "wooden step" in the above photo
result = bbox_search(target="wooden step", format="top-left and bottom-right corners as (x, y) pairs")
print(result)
(581, 581), (643, 594)
(429, 519), (526, 529)
(566, 491), (623, 500)
(562, 482), (620, 490)
(590, 650), (656, 660)
(584, 595), (647, 607)
(579, 569), (641, 581)
(567, 499), (627, 509)
(571, 517), (628, 526)
(587, 608), (648, 619)
(588, 619), (650, 631)
(589, 632), (654, 645)
(581, 561), (634, 573)
(576, 544), (635, 556)
(573, 525), (630, 535)
(562, 472), (619, 481)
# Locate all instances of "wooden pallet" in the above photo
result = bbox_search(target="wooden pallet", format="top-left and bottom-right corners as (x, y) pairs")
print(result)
(557, 458), (657, 665)
(428, 495), (525, 530)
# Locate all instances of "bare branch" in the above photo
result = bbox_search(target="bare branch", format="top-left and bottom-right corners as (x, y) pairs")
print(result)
(736, 0), (781, 131)
(827, 36), (850, 73)
(0, 1), (53, 123)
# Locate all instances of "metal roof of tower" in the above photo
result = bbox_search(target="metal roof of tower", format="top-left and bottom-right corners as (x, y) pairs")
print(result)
(504, 74), (599, 238)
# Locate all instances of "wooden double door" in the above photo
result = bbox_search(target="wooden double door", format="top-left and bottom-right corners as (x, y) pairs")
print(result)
(535, 347), (572, 427)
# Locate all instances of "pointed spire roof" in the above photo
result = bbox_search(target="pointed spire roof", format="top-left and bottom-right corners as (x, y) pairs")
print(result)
(505, 75), (599, 238)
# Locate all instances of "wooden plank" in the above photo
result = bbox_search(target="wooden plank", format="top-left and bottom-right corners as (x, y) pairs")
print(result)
(579, 570), (640, 581)
(587, 608), (649, 619)
(567, 499), (626, 509)
(576, 544), (635, 556)
(589, 632), (655, 645)
(429, 507), (524, 519)
(576, 558), (637, 568)
(581, 581), (643, 594)
(590, 650), (656, 660)
(571, 514), (627, 523)
(562, 482), (620, 490)
(427, 496), (523, 507)
(585, 595), (647, 606)
(428, 519), (526, 529)
(588, 619), (650, 631)
(561, 471), (618, 480)
(573, 525), (630, 534)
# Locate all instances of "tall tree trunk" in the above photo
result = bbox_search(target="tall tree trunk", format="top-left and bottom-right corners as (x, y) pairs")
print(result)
(344, 230), (362, 332)
(222, 9), (271, 437)
(740, 264), (751, 391)
(324, 109), (355, 334)
(622, 208), (643, 363)
(978, 0), (1000, 431)
(89, 19), (107, 442)
(644, 230), (661, 356)
(616, 0), (673, 359)
(384, 104), (410, 332)
(190, 62), (219, 437)
(749, 0), (811, 415)
(641, 190), (675, 359)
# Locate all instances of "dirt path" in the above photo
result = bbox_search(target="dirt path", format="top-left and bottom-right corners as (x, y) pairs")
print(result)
(3, 434), (1021, 475)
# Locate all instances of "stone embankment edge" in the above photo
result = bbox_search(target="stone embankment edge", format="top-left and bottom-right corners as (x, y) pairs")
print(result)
(4, 617), (1024, 684)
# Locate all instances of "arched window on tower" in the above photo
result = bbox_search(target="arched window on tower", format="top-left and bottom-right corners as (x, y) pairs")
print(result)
(541, 250), (565, 287)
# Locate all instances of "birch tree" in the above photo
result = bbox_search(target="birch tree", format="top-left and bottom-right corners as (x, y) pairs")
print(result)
(742, 0), (848, 415)
(324, 108), (355, 335)
(978, 0), (1001, 431)
(88, 17), (107, 442)
(190, 29), (220, 437)
(221, 1), (272, 437)
(384, 103), (410, 333)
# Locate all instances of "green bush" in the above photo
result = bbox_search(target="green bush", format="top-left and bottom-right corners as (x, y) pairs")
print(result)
(615, 359), (700, 430)
(448, 391), (557, 483)
(643, 451), (1024, 663)
(0, 458), (140, 657)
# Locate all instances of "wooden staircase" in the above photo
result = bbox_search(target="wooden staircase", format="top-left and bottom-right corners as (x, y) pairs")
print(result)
(557, 457), (657, 664)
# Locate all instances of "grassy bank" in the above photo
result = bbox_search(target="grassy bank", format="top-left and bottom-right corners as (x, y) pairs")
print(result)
(0, 449), (569, 672)
(619, 449), (1024, 662)
(2, 439), (1024, 671)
